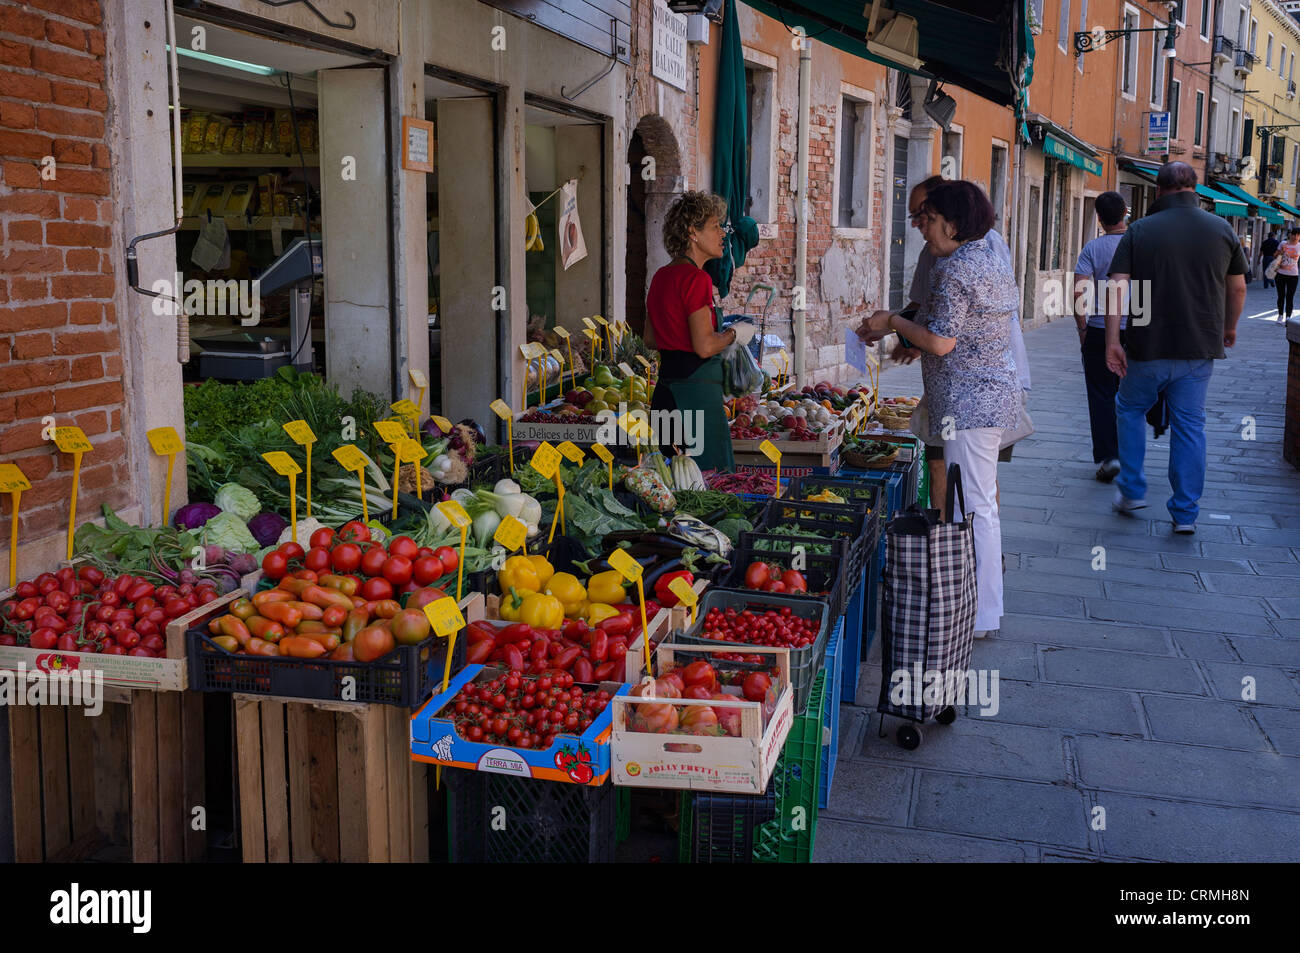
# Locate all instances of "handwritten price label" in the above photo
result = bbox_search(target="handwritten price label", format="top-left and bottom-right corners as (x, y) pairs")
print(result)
(593, 315), (609, 327)
(53, 427), (92, 454)
(422, 596), (466, 638)
(409, 368), (428, 389)
(617, 362), (635, 378)
(373, 420), (407, 444)
(436, 500), (472, 530)
(0, 463), (31, 493)
(529, 441), (561, 479)
(758, 439), (782, 464)
(635, 355), (653, 372)
(607, 547), (643, 582)
(519, 342), (547, 361)
(332, 445), (369, 471)
(395, 439), (427, 463)
(493, 515), (527, 552)
(582, 317), (597, 331)
(146, 426), (183, 456)
(668, 576), (698, 607)
(490, 399), (513, 421)
(262, 451), (302, 476)
(556, 441), (585, 464)
(430, 415), (452, 434)
(591, 443), (614, 464)
(553, 326), (570, 340)
(282, 419), (316, 445)
(391, 399), (419, 420)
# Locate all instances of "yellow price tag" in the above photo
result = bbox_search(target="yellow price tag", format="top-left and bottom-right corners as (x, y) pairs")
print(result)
(553, 326), (570, 340)
(593, 315), (609, 327)
(395, 439), (427, 463)
(520, 342), (547, 361)
(617, 412), (649, 441)
(262, 451), (302, 476)
(582, 328), (598, 342)
(556, 441), (585, 464)
(391, 399), (419, 422)
(668, 576), (698, 607)
(436, 500), (472, 530)
(617, 362), (635, 378)
(409, 368), (428, 389)
(635, 355), (653, 371)
(490, 399), (516, 475)
(494, 515), (528, 552)
(422, 597), (466, 639)
(758, 439), (782, 464)
(430, 415), (452, 435)
(373, 419), (407, 444)
(582, 317), (597, 331)
(0, 464), (31, 494)
(529, 441), (561, 479)
(591, 443), (613, 465)
(147, 426), (183, 455)
(54, 426), (92, 454)
(489, 399), (513, 421)
(332, 444), (368, 472)
(282, 420), (316, 445)
(607, 547), (643, 582)
(550, 348), (565, 366)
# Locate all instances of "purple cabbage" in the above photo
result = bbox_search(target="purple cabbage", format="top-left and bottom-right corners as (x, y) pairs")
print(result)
(247, 511), (288, 547)
(175, 502), (221, 530)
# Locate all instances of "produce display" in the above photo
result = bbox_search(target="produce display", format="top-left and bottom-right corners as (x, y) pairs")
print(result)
(0, 564), (217, 656)
(622, 661), (775, 737)
(696, 603), (821, 650)
(738, 561), (809, 595)
(519, 363), (652, 422)
(440, 669), (614, 757)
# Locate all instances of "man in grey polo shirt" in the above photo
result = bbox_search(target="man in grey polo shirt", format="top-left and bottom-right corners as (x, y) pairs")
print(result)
(1105, 161), (1247, 535)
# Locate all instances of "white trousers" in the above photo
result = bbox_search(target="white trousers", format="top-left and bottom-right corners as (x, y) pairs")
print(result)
(941, 427), (1004, 632)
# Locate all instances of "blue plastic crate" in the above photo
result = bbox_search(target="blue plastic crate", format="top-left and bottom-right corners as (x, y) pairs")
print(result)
(819, 618), (844, 810)
(839, 564), (866, 707)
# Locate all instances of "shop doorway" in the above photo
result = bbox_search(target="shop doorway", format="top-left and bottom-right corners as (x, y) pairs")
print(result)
(626, 129), (648, 336)
(888, 134), (909, 310)
(625, 115), (684, 338)
(172, 15), (379, 387)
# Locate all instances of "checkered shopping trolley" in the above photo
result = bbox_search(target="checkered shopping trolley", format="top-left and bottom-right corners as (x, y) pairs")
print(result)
(877, 464), (977, 749)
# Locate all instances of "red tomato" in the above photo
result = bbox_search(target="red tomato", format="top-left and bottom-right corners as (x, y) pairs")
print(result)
(742, 672), (772, 702)
(743, 562), (771, 590)
(433, 546), (459, 574)
(14, 581), (38, 599)
(141, 634), (165, 654)
(304, 547), (332, 573)
(683, 660), (717, 693)
(29, 628), (58, 650)
(331, 543), (363, 574)
(338, 520), (370, 543)
(416, 547), (435, 560)
(781, 570), (808, 594)
(309, 527), (335, 549)
(360, 576), (394, 602)
(262, 551), (288, 580)
(278, 541), (305, 562)
(412, 556), (444, 586)
(387, 535), (419, 560)
(360, 544), (388, 578)
(381, 555), (413, 587)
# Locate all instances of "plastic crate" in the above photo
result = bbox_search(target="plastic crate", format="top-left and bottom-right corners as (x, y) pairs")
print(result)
(819, 619), (844, 810)
(445, 767), (616, 863)
(754, 668), (824, 863)
(839, 466), (906, 570)
(686, 780), (778, 863)
(720, 544), (847, 620)
(840, 563), (867, 706)
(677, 791), (692, 863)
(678, 588), (830, 715)
(756, 497), (870, 590)
(617, 787), (631, 845)
(186, 625), (465, 708)
(783, 475), (885, 600)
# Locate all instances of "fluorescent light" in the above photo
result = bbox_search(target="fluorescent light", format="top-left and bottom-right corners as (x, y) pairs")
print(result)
(170, 46), (277, 76)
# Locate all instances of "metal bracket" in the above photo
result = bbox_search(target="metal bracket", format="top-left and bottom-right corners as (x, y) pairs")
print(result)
(1073, 25), (1173, 56)
(257, 0), (355, 31)
(561, 18), (626, 101)
(1257, 123), (1300, 138)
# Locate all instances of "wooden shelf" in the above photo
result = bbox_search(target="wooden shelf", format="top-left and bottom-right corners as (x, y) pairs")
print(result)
(182, 153), (319, 168)
(180, 215), (304, 231)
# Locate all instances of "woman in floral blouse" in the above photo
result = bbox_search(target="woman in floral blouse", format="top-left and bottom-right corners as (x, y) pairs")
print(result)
(861, 180), (1018, 636)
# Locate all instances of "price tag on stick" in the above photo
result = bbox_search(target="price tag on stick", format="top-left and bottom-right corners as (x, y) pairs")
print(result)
(554, 326), (575, 385)
(332, 445), (370, 522)
(759, 439), (782, 498)
(146, 426), (183, 528)
(529, 441), (561, 480)
(436, 501), (472, 600)
(410, 368), (429, 416)
(282, 419), (316, 517)
(490, 399), (515, 474)
(422, 596), (466, 694)
(494, 514), (527, 553)
(430, 415), (452, 436)
(54, 426), (91, 562)
(373, 419), (407, 444)
(262, 451), (302, 543)
(396, 438), (429, 504)
(592, 442), (614, 490)
(608, 549), (651, 675)
(0, 463), (31, 588)
(668, 575), (699, 625)
(557, 441), (584, 465)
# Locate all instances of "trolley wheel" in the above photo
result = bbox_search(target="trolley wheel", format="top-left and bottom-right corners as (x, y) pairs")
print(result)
(935, 706), (957, 725)
(896, 724), (922, 750)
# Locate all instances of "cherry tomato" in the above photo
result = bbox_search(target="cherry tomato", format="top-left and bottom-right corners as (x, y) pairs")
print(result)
(381, 555), (413, 587)
(387, 535), (419, 560)
(433, 546), (459, 574)
(114, 628), (141, 649)
(14, 581), (38, 599)
(310, 527), (335, 549)
(141, 634), (165, 654)
(262, 551), (289, 581)
(331, 543), (363, 574)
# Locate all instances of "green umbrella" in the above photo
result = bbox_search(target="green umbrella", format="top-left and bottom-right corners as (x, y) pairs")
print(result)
(705, 0), (759, 298)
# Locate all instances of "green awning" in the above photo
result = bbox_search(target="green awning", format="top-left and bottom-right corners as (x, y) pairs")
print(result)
(1209, 181), (1286, 224)
(1118, 162), (1249, 216)
(1119, 162), (1157, 184)
(1044, 134), (1102, 176)
(1272, 199), (1300, 219)
(738, 1), (1030, 108)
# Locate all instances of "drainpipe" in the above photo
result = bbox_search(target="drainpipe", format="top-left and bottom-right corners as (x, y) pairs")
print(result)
(793, 32), (810, 385)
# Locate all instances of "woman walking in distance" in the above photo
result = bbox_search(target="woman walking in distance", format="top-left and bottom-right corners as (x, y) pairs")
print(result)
(1270, 227), (1300, 323)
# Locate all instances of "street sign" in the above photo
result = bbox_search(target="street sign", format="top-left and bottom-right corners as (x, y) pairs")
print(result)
(1146, 112), (1170, 155)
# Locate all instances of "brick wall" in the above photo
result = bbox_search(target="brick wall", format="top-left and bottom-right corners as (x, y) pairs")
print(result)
(0, 0), (128, 542)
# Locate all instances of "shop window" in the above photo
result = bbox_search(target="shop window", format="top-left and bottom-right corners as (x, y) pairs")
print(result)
(1058, 0), (1070, 52)
(835, 93), (872, 229)
(1121, 7), (1139, 98)
(1194, 90), (1204, 145)
(744, 64), (776, 223)
(1170, 79), (1181, 139)
(1150, 21), (1165, 108)
(941, 127), (962, 180)
(990, 142), (1009, 235)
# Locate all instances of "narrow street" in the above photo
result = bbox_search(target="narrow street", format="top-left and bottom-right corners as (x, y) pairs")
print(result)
(819, 283), (1300, 862)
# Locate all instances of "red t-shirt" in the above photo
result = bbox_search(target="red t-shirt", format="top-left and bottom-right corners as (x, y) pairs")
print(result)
(646, 262), (715, 353)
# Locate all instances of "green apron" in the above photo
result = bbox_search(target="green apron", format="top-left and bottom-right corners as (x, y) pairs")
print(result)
(660, 355), (734, 472)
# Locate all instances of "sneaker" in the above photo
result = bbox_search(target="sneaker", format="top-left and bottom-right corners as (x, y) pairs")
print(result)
(1173, 522), (1196, 535)
(1112, 491), (1148, 514)
(1095, 459), (1120, 482)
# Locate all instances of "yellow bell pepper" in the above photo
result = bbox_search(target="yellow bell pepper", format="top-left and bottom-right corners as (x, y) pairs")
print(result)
(587, 603), (620, 625)
(519, 592), (565, 630)
(546, 572), (587, 618)
(587, 570), (627, 606)
(498, 556), (540, 595)
(498, 587), (528, 622)
(527, 555), (554, 589)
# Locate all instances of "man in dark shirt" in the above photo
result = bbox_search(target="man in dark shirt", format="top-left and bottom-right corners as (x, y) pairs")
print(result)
(1105, 162), (1247, 535)
(1260, 229), (1280, 288)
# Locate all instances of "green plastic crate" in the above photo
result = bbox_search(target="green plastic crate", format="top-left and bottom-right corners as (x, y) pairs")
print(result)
(754, 668), (824, 863)
(917, 442), (930, 509)
(677, 791), (693, 863)
(617, 786), (631, 845)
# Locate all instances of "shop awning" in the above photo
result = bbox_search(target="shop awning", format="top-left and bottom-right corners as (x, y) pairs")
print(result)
(1118, 161), (1157, 184)
(1209, 181), (1286, 224)
(1272, 199), (1300, 219)
(1043, 134), (1102, 176)
(1118, 162), (1248, 216)
(738, 0), (1032, 108)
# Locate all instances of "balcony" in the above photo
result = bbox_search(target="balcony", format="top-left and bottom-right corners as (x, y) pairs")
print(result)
(1235, 49), (1258, 74)
(1212, 34), (1234, 62)
(1289, 81), (1297, 99)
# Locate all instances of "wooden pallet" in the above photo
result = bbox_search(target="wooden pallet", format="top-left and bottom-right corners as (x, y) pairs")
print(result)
(1, 689), (206, 862)
(233, 695), (429, 862)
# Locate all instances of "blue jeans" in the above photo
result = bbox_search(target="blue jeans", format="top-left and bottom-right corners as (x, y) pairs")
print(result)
(1115, 358), (1214, 525)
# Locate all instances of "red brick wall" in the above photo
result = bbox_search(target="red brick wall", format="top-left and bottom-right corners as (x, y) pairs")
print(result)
(0, 0), (128, 542)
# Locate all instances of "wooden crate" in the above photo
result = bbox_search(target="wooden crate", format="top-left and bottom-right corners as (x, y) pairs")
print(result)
(233, 694), (430, 862)
(1, 689), (206, 862)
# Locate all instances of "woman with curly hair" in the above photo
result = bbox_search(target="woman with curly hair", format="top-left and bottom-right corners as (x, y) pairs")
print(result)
(645, 191), (756, 471)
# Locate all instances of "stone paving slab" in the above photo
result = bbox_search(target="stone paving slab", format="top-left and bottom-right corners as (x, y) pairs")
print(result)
(1199, 572), (1295, 594)
(1085, 598), (1278, 635)
(824, 759), (913, 825)
(813, 818), (1034, 862)
(856, 715), (1070, 783)
(1251, 707), (1300, 756)
(1225, 634), (1300, 665)
(982, 678), (1145, 736)
(1251, 560), (1300, 576)
(1201, 541), (1298, 561)
(1264, 597), (1300, 618)
(1140, 695), (1269, 750)
(1004, 589), (1088, 618)
(1025, 552), (1168, 575)
(1092, 794), (1300, 863)
(1040, 646), (1205, 694)
(1200, 661), (1300, 708)
(1002, 570), (1106, 598)
(1100, 582), (1271, 614)
(1162, 554), (1254, 573)
(1170, 631), (1240, 662)
(997, 615), (1174, 654)
(912, 774), (1091, 849)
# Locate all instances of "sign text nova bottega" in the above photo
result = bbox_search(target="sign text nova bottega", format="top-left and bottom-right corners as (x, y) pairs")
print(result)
(50, 883), (151, 933)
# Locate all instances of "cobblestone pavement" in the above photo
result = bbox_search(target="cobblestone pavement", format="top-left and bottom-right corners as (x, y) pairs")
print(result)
(818, 284), (1300, 862)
